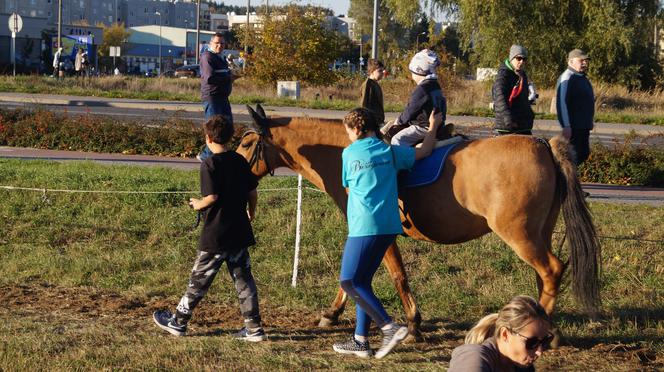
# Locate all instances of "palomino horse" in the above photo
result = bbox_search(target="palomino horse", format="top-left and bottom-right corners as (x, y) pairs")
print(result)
(237, 104), (601, 339)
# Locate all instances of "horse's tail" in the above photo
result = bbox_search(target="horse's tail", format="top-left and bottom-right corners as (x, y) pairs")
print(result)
(548, 136), (601, 315)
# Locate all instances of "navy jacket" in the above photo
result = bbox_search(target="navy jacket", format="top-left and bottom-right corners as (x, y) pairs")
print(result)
(556, 67), (594, 130)
(397, 78), (447, 128)
(200, 50), (232, 101)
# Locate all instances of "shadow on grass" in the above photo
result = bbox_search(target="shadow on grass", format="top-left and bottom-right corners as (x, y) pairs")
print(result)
(554, 307), (664, 348)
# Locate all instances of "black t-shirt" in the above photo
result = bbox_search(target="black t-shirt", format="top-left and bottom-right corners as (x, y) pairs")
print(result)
(199, 151), (258, 253)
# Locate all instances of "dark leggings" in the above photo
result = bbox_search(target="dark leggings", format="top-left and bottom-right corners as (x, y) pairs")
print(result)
(339, 234), (396, 336)
(175, 248), (261, 328)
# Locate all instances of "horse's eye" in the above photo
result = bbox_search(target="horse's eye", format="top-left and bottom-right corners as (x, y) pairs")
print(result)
(241, 142), (252, 149)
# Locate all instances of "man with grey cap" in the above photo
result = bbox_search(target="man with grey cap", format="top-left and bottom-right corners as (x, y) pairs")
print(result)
(492, 44), (535, 135)
(555, 48), (594, 165)
(380, 49), (447, 146)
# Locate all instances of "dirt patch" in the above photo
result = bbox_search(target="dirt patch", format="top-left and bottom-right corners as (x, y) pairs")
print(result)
(0, 283), (661, 370)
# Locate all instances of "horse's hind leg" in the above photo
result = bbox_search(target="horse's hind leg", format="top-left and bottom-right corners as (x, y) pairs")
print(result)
(494, 229), (564, 316)
(382, 241), (422, 341)
(319, 288), (347, 326)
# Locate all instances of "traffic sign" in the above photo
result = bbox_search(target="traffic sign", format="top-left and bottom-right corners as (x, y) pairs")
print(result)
(8, 13), (23, 33)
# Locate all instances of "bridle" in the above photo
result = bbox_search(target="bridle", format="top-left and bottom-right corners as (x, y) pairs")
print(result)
(242, 129), (274, 176)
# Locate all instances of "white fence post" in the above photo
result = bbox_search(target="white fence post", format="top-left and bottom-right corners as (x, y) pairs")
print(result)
(291, 174), (303, 287)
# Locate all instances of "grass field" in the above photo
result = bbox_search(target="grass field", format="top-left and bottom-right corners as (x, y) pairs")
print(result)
(0, 159), (662, 370)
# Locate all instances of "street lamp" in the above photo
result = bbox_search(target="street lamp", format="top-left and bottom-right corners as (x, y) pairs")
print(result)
(155, 11), (162, 74)
(416, 32), (426, 51)
(184, 19), (188, 65)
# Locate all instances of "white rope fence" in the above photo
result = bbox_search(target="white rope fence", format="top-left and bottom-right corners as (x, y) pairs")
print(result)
(1, 174), (323, 287)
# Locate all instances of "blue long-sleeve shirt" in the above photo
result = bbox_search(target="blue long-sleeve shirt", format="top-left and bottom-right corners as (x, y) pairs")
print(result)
(200, 50), (232, 101)
(556, 67), (594, 130)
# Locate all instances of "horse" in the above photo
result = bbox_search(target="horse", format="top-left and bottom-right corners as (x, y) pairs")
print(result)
(237, 104), (601, 340)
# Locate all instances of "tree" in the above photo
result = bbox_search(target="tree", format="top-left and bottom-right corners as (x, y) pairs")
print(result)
(385, 0), (661, 88)
(98, 23), (131, 59)
(241, 5), (339, 85)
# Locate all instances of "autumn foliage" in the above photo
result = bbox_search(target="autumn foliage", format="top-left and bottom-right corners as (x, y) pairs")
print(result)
(241, 6), (340, 86)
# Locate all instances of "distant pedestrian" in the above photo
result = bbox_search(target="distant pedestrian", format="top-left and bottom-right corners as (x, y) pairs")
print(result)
(359, 59), (385, 126)
(75, 48), (84, 77)
(555, 49), (594, 165)
(492, 44), (535, 135)
(448, 295), (554, 372)
(153, 115), (267, 342)
(53, 47), (63, 79)
(197, 33), (239, 162)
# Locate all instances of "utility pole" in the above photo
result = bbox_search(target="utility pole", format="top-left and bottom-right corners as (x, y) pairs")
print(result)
(244, 0), (250, 71)
(371, 0), (378, 59)
(156, 11), (162, 74)
(57, 0), (62, 49)
(195, 0), (200, 64)
(245, 0), (250, 55)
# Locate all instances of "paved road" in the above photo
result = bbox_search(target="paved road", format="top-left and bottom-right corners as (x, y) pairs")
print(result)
(1, 92), (663, 147)
(1, 146), (662, 206)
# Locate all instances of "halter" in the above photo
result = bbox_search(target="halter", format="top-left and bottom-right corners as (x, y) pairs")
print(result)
(243, 129), (275, 176)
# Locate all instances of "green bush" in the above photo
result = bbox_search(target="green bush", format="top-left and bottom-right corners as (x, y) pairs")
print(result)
(0, 108), (203, 157)
(579, 138), (664, 187)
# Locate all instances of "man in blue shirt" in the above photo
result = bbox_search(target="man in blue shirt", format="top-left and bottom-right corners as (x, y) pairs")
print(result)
(197, 33), (239, 161)
(556, 49), (595, 165)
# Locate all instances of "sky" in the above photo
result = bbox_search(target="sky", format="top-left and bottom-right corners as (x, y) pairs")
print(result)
(212, 0), (350, 16)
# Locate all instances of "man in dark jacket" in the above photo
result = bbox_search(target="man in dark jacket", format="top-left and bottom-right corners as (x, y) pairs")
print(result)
(492, 44), (534, 135)
(556, 49), (594, 165)
(197, 32), (238, 161)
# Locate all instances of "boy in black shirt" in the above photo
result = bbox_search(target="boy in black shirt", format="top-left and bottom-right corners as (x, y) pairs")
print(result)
(153, 115), (266, 342)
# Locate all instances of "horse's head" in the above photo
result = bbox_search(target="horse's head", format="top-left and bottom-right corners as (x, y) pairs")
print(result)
(237, 104), (277, 177)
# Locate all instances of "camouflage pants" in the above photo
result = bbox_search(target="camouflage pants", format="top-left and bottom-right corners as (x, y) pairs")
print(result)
(175, 248), (261, 329)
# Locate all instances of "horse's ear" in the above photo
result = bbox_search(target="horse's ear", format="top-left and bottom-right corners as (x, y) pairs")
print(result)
(246, 105), (263, 125)
(256, 104), (267, 119)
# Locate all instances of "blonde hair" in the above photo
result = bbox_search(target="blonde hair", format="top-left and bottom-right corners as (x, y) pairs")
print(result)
(464, 296), (551, 344)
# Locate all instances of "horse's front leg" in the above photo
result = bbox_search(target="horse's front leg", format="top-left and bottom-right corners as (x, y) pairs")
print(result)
(383, 241), (422, 342)
(318, 287), (347, 326)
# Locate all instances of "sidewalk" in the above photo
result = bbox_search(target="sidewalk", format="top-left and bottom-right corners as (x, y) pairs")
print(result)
(2, 91), (664, 136)
(1, 146), (662, 206)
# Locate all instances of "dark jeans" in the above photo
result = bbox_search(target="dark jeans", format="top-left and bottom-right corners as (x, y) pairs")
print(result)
(570, 128), (591, 165)
(199, 96), (233, 161)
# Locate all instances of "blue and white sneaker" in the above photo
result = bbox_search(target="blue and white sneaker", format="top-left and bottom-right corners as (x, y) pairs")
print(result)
(333, 337), (373, 358)
(234, 326), (267, 342)
(375, 323), (408, 359)
(153, 310), (187, 337)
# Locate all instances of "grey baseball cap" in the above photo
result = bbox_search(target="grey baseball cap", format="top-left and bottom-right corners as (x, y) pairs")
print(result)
(568, 48), (590, 60)
(509, 44), (528, 60)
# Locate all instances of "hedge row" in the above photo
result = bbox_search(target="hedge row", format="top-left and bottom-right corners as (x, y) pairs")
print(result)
(1, 108), (662, 186)
(0, 108), (203, 157)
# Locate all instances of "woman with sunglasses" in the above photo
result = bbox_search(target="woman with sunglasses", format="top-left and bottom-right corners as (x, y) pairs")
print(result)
(491, 44), (535, 136)
(448, 295), (554, 371)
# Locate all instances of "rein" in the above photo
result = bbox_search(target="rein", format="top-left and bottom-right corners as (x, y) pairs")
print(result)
(244, 130), (275, 176)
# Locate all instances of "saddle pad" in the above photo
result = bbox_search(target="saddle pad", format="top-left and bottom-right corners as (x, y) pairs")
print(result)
(399, 138), (462, 188)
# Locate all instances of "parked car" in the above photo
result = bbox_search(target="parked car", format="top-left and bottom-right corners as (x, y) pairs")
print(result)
(174, 64), (200, 78)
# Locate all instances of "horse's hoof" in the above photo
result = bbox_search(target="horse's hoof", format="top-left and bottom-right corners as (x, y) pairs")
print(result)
(318, 316), (338, 327)
(550, 327), (564, 349)
(404, 328), (423, 343)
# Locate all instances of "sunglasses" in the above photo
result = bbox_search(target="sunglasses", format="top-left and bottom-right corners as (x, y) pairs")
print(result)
(512, 331), (554, 350)
(514, 56), (527, 62)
